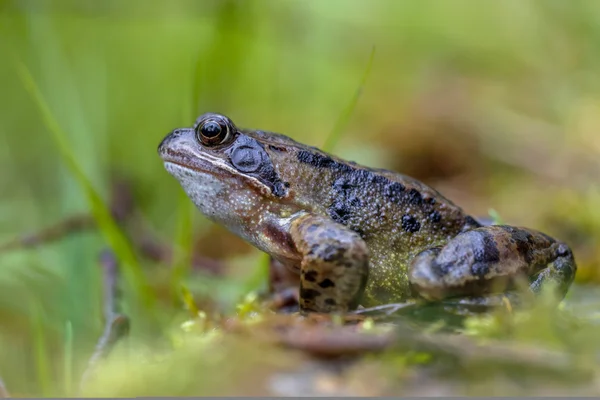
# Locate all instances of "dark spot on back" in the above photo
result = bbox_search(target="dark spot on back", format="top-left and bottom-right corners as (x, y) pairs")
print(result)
(329, 198), (353, 225)
(297, 150), (337, 169)
(300, 288), (321, 300)
(383, 182), (405, 202)
(406, 188), (423, 205)
(333, 177), (355, 191)
(318, 278), (335, 288)
(373, 175), (389, 185)
(429, 211), (442, 223)
(324, 298), (337, 306)
(401, 215), (421, 233)
(350, 197), (362, 207)
(329, 174), (366, 224)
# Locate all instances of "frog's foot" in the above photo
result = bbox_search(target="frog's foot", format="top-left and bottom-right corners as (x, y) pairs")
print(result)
(528, 242), (577, 297)
(290, 213), (369, 315)
(408, 225), (577, 305)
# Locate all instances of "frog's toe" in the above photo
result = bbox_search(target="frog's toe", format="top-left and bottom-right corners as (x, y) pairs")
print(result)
(529, 242), (577, 300)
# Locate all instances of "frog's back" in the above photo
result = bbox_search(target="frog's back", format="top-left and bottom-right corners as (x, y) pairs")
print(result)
(321, 162), (479, 248)
(248, 128), (479, 245)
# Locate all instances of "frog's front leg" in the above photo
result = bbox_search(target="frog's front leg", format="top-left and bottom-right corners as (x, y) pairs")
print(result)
(408, 225), (577, 303)
(289, 213), (370, 314)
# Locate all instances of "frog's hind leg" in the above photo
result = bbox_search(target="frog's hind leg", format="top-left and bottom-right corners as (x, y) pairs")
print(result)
(408, 225), (577, 305)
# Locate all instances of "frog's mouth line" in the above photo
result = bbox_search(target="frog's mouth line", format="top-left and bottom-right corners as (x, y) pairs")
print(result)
(162, 154), (271, 195)
(160, 147), (234, 178)
(162, 159), (232, 180)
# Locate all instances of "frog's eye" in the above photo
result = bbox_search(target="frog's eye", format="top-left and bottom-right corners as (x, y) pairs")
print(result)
(196, 117), (232, 146)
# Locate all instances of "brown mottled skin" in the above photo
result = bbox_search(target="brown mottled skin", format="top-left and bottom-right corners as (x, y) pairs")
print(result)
(158, 113), (577, 314)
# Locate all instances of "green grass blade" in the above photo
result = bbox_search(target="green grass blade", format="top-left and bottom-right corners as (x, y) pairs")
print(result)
(30, 301), (51, 396)
(169, 193), (195, 302)
(168, 61), (200, 303)
(63, 320), (73, 396)
(13, 60), (156, 313)
(241, 252), (270, 295)
(488, 208), (505, 225)
(322, 46), (376, 153)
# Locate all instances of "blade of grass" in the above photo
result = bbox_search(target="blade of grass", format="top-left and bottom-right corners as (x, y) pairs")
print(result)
(63, 320), (73, 396)
(322, 46), (376, 153)
(13, 59), (156, 313)
(180, 284), (200, 316)
(168, 57), (200, 304)
(169, 193), (195, 304)
(169, 1), (260, 308)
(488, 208), (505, 225)
(30, 300), (51, 397)
(240, 252), (270, 295)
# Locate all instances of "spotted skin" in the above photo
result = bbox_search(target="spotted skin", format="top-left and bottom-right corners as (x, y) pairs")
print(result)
(409, 225), (576, 301)
(290, 213), (369, 313)
(158, 113), (578, 314)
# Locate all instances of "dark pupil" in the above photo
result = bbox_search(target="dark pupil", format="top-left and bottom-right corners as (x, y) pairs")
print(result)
(201, 121), (221, 138)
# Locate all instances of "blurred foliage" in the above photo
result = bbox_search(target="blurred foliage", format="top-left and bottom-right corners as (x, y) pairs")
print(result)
(1, 0), (600, 396)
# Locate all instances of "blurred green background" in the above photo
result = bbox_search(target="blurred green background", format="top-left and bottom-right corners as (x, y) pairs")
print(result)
(1, 0), (600, 396)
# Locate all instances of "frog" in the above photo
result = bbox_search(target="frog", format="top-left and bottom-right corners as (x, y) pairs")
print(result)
(158, 112), (577, 314)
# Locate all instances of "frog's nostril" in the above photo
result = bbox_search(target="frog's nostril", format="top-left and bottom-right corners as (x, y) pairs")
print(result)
(158, 128), (193, 155)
